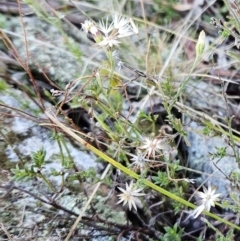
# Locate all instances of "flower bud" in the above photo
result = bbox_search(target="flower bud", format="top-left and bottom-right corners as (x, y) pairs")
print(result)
(196, 30), (206, 57)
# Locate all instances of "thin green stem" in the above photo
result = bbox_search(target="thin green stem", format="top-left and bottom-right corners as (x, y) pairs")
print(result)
(37, 172), (57, 193)
(61, 136), (74, 166)
(169, 57), (199, 110)
(56, 134), (65, 166)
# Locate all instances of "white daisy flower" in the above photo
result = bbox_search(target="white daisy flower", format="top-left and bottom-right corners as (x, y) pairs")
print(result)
(139, 137), (165, 159)
(129, 152), (148, 173)
(98, 18), (114, 35)
(117, 25), (135, 38)
(97, 35), (121, 48)
(190, 185), (221, 219)
(113, 14), (129, 29)
(82, 15), (138, 48)
(117, 180), (146, 211)
(82, 20), (98, 35)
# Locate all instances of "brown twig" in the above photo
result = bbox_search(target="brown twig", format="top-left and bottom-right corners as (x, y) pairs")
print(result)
(0, 222), (13, 241)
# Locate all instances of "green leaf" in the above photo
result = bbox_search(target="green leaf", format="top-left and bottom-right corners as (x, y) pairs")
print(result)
(31, 148), (46, 168)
